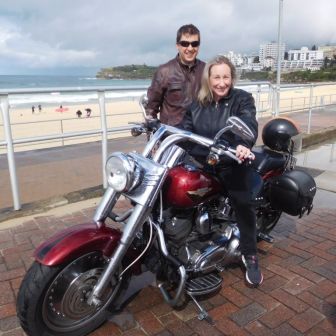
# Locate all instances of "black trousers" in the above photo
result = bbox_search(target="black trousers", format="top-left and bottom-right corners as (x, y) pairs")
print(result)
(217, 163), (261, 256)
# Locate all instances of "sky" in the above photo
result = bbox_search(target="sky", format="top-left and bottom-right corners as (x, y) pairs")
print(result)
(0, 0), (335, 75)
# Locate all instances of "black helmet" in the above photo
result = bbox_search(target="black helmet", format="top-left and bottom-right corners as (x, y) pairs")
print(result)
(262, 118), (300, 152)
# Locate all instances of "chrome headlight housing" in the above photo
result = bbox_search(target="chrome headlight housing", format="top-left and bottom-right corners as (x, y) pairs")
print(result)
(105, 152), (141, 192)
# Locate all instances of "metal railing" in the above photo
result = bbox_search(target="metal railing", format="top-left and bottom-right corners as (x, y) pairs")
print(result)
(1, 82), (336, 210)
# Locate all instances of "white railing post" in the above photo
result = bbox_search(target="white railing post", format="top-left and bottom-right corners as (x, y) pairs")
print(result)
(307, 84), (314, 134)
(272, 85), (277, 117)
(256, 84), (261, 119)
(0, 94), (21, 210)
(98, 90), (108, 188)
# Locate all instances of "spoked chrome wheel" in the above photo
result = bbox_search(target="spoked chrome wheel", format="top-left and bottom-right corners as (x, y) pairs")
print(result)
(42, 251), (119, 333)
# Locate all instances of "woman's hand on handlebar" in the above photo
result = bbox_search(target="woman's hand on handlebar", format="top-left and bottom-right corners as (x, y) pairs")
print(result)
(236, 145), (255, 161)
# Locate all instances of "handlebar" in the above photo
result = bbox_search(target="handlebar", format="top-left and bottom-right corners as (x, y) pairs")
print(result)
(131, 122), (253, 166)
(130, 119), (161, 137)
(207, 142), (253, 165)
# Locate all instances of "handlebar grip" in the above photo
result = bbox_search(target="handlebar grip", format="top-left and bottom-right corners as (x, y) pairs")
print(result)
(131, 127), (144, 137)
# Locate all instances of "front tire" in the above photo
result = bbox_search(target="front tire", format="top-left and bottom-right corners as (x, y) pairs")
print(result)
(17, 251), (121, 336)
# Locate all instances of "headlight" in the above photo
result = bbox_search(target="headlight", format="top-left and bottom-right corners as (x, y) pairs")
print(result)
(105, 152), (137, 192)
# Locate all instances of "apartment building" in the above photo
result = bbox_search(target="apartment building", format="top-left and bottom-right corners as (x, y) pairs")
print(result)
(259, 42), (286, 66)
(281, 47), (324, 71)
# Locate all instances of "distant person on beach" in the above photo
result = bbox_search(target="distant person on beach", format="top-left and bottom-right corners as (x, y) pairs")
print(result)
(145, 24), (205, 126)
(38, 104), (42, 112)
(85, 108), (92, 117)
(76, 110), (82, 118)
(32, 105), (35, 114)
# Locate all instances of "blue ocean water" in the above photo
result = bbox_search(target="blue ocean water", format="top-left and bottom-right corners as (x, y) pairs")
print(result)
(0, 75), (151, 108)
(0, 75), (273, 108)
(0, 75), (151, 90)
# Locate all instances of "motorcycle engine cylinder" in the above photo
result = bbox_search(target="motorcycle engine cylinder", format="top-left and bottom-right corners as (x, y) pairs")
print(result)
(195, 210), (212, 234)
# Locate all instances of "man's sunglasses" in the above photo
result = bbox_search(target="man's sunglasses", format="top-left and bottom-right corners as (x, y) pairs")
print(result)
(178, 40), (200, 48)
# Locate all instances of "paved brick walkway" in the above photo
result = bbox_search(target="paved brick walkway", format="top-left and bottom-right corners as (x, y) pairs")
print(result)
(0, 106), (336, 335)
(0, 200), (335, 335)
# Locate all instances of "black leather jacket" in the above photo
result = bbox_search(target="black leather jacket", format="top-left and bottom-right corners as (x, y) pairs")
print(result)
(179, 88), (258, 157)
(146, 55), (205, 126)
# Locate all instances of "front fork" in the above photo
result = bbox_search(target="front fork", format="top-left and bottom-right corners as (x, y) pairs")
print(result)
(89, 196), (151, 305)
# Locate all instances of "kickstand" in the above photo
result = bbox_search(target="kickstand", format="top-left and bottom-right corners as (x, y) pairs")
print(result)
(189, 294), (214, 325)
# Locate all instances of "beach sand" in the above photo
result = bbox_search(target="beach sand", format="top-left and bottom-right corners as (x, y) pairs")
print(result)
(1, 84), (335, 153)
(0, 99), (144, 153)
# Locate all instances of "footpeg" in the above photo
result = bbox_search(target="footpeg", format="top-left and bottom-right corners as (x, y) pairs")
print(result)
(258, 232), (274, 243)
(186, 273), (222, 296)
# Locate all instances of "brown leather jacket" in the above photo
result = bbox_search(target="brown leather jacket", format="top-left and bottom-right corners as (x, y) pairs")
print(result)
(146, 55), (205, 126)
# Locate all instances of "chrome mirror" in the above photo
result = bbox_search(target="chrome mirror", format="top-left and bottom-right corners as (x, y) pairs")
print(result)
(226, 116), (254, 141)
(213, 116), (254, 143)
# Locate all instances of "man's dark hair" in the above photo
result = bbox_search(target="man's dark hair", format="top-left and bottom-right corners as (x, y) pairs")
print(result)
(176, 24), (200, 43)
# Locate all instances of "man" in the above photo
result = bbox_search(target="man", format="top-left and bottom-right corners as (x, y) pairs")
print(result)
(146, 24), (205, 126)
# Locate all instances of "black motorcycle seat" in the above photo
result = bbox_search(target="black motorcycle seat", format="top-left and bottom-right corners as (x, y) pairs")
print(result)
(252, 146), (287, 175)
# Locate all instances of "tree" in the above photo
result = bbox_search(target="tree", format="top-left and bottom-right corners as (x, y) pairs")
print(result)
(311, 44), (317, 51)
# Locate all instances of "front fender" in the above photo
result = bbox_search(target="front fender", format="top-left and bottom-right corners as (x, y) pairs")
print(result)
(34, 222), (121, 266)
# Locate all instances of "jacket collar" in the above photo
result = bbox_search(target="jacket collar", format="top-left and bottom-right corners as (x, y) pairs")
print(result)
(176, 54), (199, 70)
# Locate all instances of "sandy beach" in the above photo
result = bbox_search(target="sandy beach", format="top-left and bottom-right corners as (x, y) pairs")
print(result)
(1, 84), (335, 153)
(0, 99), (144, 153)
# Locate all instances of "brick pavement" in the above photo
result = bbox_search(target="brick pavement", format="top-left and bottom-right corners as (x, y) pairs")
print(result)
(0, 106), (336, 335)
(0, 200), (335, 335)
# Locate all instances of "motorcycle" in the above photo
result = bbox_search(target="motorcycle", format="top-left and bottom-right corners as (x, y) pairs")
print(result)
(17, 107), (316, 335)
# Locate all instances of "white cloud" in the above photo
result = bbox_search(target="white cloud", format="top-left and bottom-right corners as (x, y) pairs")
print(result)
(0, 18), (97, 68)
(0, 0), (335, 74)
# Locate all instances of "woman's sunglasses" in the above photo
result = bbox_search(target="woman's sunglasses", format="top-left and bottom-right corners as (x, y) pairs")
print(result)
(178, 40), (200, 48)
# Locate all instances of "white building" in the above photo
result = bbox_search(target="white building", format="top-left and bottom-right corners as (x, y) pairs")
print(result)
(223, 51), (244, 67)
(241, 63), (263, 72)
(282, 47), (324, 70)
(288, 47), (323, 61)
(281, 59), (324, 71)
(263, 56), (275, 69)
(259, 42), (286, 65)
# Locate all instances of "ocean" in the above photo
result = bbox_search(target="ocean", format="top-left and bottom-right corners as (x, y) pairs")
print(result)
(0, 75), (273, 109)
(0, 75), (151, 108)
(0, 75), (151, 90)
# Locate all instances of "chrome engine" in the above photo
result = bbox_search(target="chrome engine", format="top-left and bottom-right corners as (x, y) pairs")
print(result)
(162, 197), (241, 274)
(179, 223), (241, 273)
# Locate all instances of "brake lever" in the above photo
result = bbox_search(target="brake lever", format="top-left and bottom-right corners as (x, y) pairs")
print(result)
(208, 145), (242, 165)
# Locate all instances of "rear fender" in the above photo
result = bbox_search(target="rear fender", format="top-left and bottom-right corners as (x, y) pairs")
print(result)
(34, 222), (121, 266)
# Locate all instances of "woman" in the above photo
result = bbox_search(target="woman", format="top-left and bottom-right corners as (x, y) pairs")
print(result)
(179, 55), (263, 287)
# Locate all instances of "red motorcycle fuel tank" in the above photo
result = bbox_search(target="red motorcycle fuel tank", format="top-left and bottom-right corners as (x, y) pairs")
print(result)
(164, 165), (221, 207)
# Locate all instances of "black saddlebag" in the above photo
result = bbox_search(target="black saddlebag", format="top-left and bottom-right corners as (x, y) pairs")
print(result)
(269, 170), (316, 216)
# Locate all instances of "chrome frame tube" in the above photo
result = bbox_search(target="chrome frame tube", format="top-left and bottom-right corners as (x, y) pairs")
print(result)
(153, 221), (187, 307)
(93, 187), (119, 226)
(153, 133), (213, 163)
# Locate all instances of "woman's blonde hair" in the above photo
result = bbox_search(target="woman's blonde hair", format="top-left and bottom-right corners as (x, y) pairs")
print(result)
(198, 55), (237, 105)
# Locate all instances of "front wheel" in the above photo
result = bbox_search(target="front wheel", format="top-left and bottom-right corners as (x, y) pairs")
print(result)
(17, 251), (121, 336)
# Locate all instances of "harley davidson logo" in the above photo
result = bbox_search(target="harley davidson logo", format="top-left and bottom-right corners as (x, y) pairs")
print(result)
(187, 187), (211, 198)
